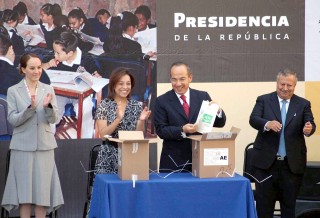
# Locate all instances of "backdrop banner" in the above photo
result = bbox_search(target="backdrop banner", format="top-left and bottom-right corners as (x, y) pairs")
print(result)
(157, 0), (305, 82)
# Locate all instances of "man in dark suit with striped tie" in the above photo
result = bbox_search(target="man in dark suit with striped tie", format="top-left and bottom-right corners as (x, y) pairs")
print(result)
(249, 68), (316, 218)
(153, 61), (226, 173)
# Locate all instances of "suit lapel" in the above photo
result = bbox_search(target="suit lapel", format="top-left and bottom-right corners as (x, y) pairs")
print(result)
(17, 80), (45, 107)
(168, 90), (189, 121)
(17, 80), (31, 105)
(189, 89), (199, 122)
(269, 92), (282, 122)
(285, 95), (298, 128)
(36, 82), (45, 108)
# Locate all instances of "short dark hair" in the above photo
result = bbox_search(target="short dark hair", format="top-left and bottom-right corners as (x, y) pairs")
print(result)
(54, 31), (78, 53)
(121, 11), (138, 32)
(134, 5), (151, 20)
(107, 67), (135, 99)
(68, 7), (87, 23)
(95, 9), (111, 18)
(19, 53), (41, 75)
(2, 9), (18, 23)
(170, 61), (192, 77)
(53, 14), (68, 28)
(0, 33), (12, 56)
(41, 3), (62, 18)
(13, 1), (28, 16)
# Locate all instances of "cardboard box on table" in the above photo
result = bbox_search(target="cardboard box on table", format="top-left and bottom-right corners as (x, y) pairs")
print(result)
(189, 127), (240, 178)
(107, 131), (156, 181)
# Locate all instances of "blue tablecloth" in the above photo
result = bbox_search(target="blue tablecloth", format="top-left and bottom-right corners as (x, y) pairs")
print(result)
(89, 173), (257, 218)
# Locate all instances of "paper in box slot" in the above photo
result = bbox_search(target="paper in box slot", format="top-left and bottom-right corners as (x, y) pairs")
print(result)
(189, 127), (240, 178)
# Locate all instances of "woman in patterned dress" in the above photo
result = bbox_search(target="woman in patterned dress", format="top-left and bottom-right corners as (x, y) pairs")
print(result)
(94, 67), (151, 174)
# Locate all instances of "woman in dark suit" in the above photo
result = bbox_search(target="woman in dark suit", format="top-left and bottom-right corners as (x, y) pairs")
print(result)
(1, 53), (64, 217)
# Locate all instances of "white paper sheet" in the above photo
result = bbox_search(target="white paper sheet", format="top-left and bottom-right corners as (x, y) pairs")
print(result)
(195, 101), (219, 133)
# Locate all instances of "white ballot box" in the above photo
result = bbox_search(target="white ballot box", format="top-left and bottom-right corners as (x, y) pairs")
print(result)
(189, 127), (240, 178)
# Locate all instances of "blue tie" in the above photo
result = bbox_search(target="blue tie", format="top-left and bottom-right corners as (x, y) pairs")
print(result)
(278, 100), (287, 157)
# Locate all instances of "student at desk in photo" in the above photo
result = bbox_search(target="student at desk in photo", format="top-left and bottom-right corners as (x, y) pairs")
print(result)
(42, 31), (101, 138)
(13, 1), (37, 25)
(67, 7), (94, 53)
(102, 11), (155, 61)
(134, 5), (156, 32)
(1, 9), (25, 66)
(39, 3), (63, 50)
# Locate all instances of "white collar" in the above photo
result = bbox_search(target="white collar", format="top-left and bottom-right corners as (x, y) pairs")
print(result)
(175, 88), (190, 105)
(0, 57), (14, 66)
(21, 15), (29, 24)
(106, 16), (111, 29)
(79, 23), (85, 31)
(42, 22), (55, 31)
(62, 47), (82, 67)
(139, 25), (150, 32)
(277, 96), (290, 104)
(123, 33), (135, 40)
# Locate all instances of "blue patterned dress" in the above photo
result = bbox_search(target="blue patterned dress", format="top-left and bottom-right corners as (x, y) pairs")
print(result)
(94, 98), (143, 174)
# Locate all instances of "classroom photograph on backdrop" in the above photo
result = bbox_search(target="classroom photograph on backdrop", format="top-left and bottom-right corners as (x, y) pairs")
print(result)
(0, 0), (157, 139)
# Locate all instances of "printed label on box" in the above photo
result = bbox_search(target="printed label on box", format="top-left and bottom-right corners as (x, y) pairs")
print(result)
(203, 148), (229, 166)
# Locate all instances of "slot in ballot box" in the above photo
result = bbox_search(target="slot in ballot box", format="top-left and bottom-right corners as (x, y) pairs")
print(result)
(189, 127), (240, 178)
(107, 131), (154, 180)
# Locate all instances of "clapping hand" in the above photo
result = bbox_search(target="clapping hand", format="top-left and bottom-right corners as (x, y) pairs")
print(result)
(139, 107), (151, 121)
(43, 93), (53, 108)
(116, 101), (125, 120)
(31, 95), (37, 109)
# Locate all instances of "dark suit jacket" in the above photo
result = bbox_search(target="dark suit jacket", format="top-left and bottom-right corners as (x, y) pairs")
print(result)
(0, 60), (21, 95)
(10, 30), (25, 66)
(249, 91), (316, 174)
(103, 37), (143, 61)
(40, 21), (63, 50)
(153, 88), (226, 171)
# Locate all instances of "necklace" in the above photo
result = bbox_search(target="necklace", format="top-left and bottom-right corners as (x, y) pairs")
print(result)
(24, 79), (38, 99)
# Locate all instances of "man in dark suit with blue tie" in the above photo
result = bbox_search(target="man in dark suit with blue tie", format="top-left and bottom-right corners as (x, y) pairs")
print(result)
(153, 61), (226, 173)
(249, 68), (316, 218)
